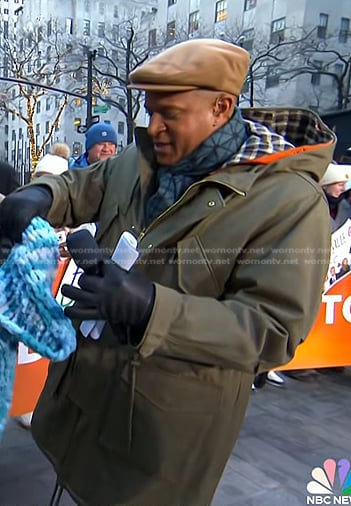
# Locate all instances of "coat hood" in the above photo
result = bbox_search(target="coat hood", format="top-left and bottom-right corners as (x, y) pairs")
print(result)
(239, 107), (336, 182)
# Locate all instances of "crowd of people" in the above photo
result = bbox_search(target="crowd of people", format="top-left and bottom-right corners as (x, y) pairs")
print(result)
(0, 38), (341, 506)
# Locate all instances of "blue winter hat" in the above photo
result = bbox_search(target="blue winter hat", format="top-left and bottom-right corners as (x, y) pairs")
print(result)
(0, 217), (76, 437)
(85, 122), (117, 151)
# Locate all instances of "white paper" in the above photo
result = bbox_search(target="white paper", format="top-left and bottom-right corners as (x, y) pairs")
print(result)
(80, 231), (139, 339)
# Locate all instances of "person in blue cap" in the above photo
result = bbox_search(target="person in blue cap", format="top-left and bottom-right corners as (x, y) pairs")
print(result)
(69, 122), (118, 169)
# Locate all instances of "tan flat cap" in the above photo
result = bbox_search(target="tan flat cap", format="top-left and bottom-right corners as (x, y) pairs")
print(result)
(128, 38), (250, 96)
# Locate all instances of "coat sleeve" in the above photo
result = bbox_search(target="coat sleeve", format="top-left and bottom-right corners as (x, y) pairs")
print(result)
(28, 158), (115, 228)
(138, 183), (331, 374)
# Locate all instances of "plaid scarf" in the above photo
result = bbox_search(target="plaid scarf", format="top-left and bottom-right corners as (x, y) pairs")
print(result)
(145, 108), (248, 225)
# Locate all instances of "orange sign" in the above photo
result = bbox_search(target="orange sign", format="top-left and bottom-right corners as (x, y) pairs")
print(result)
(279, 272), (351, 371)
(9, 258), (70, 417)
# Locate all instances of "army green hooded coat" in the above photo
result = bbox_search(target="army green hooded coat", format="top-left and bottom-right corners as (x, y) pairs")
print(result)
(31, 108), (334, 506)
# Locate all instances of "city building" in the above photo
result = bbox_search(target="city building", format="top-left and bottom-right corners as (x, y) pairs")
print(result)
(149, 0), (351, 111)
(0, 0), (157, 175)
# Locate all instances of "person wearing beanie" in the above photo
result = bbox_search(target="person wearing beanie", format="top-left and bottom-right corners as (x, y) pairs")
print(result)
(69, 122), (117, 169)
(0, 38), (335, 505)
(319, 162), (351, 231)
(34, 143), (70, 177)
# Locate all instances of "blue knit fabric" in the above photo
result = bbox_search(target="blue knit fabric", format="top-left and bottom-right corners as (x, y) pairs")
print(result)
(0, 217), (76, 437)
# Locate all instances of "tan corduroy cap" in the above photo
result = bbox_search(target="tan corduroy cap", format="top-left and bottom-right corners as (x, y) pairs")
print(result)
(128, 38), (250, 96)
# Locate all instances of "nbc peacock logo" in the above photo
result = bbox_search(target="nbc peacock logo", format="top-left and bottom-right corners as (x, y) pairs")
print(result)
(306, 458), (351, 504)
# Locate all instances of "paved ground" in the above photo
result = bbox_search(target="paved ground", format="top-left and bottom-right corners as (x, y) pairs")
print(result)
(0, 367), (350, 506)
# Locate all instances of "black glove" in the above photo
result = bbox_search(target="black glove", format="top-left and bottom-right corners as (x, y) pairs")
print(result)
(61, 230), (155, 343)
(0, 185), (53, 244)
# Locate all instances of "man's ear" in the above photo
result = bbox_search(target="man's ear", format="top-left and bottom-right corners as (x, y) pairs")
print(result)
(213, 95), (236, 119)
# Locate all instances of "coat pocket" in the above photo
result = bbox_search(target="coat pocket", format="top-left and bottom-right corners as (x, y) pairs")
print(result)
(177, 235), (223, 297)
(99, 360), (222, 483)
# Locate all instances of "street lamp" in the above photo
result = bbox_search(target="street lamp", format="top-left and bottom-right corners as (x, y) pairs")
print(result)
(86, 49), (97, 129)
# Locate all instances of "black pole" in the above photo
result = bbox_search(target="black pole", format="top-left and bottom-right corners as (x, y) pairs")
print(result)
(86, 49), (96, 129)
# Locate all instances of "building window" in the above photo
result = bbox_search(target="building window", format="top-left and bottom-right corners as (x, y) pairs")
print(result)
(265, 67), (280, 88)
(119, 97), (126, 108)
(339, 17), (350, 43)
(168, 0), (176, 5)
(112, 24), (119, 42)
(148, 28), (157, 47)
(3, 56), (8, 78)
(65, 17), (73, 35)
(84, 0), (90, 11)
(270, 17), (285, 44)
(113, 5), (118, 18)
(36, 101), (41, 113)
(98, 22), (105, 38)
(189, 10), (199, 34)
(83, 19), (90, 36)
(215, 1), (227, 22)
(35, 123), (40, 135)
(244, 0), (256, 10)
(3, 20), (8, 38)
(240, 28), (254, 51)
(334, 63), (344, 75)
(46, 98), (50, 111)
(318, 13), (328, 39)
(45, 121), (50, 134)
(118, 121), (125, 134)
(47, 19), (52, 37)
(166, 21), (176, 42)
(311, 73), (321, 86)
(4, 8), (8, 14)
(99, 2), (104, 15)
(311, 60), (322, 85)
(38, 26), (43, 41)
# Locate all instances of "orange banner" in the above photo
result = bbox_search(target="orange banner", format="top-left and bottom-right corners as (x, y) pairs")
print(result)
(279, 272), (351, 371)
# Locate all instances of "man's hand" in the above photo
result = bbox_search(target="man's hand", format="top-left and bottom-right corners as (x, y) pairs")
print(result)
(61, 230), (155, 342)
(0, 186), (53, 244)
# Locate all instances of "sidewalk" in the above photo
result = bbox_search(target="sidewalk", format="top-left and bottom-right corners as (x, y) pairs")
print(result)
(0, 368), (350, 506)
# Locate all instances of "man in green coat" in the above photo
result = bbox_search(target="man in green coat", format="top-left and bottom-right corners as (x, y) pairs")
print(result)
(0, 39), (334, 506)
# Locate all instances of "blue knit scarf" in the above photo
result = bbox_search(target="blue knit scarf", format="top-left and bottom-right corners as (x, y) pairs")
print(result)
(0, 217), (76, 437)
(145, 108), (248, 225)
